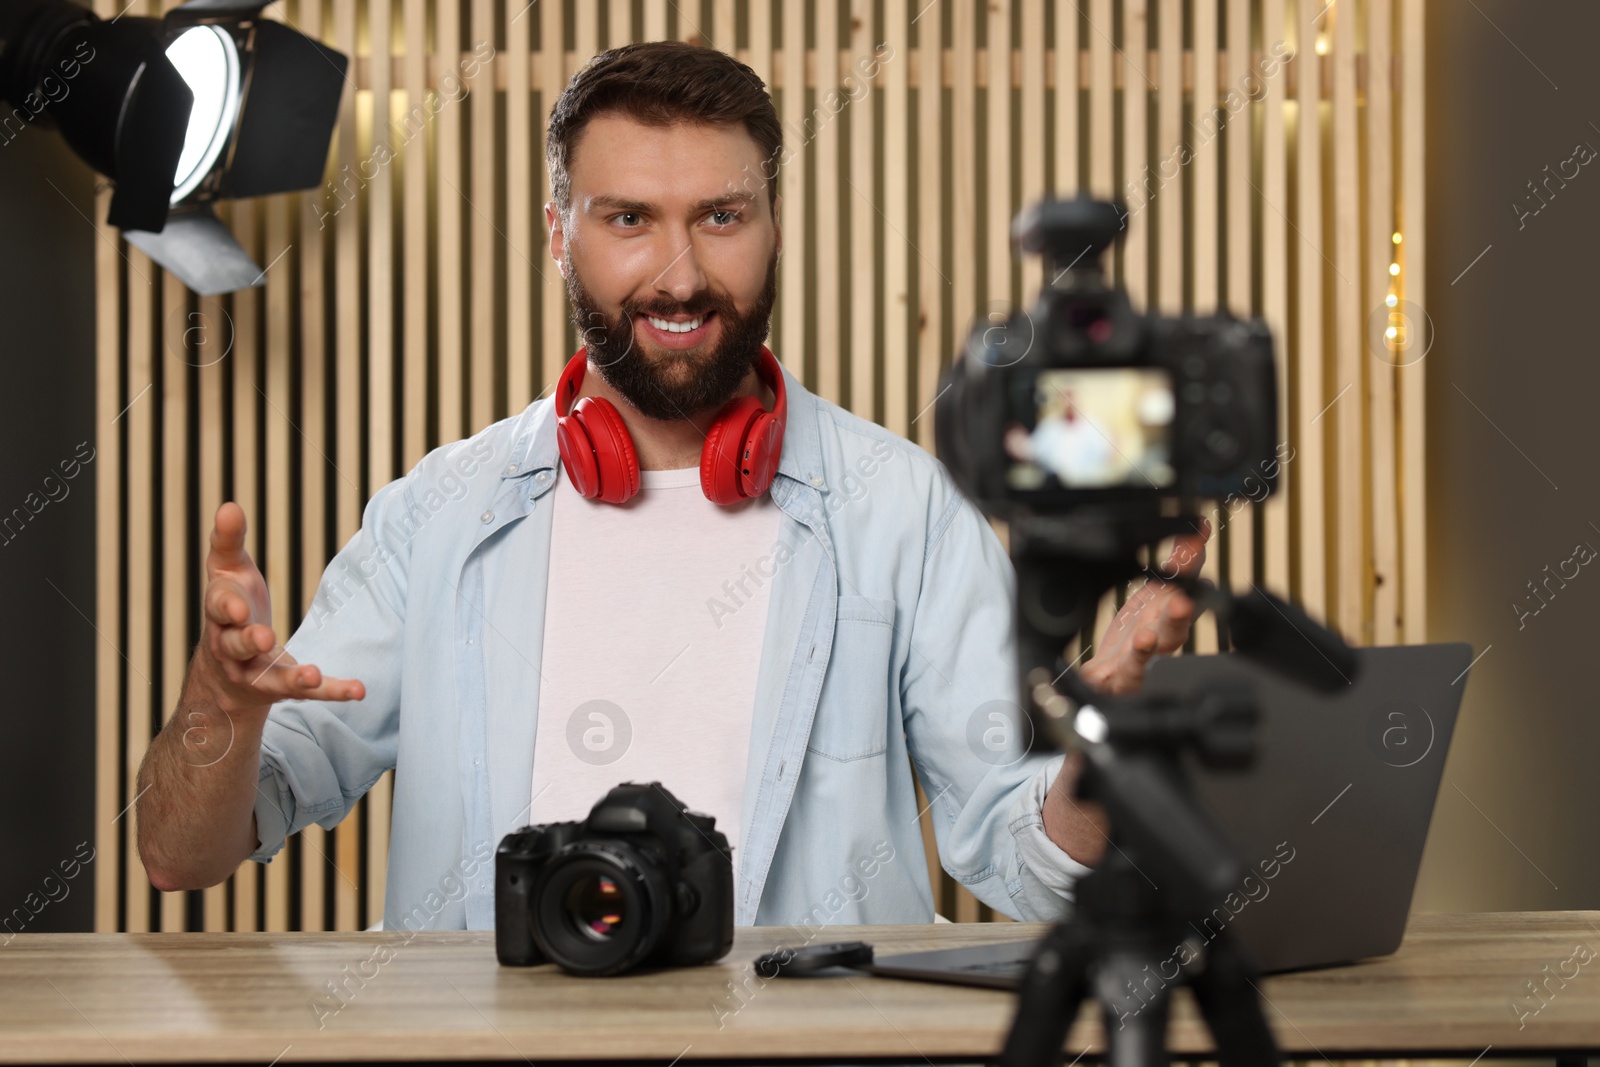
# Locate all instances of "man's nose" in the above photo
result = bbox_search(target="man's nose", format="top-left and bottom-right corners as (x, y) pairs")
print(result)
(651, 234), (708, 304)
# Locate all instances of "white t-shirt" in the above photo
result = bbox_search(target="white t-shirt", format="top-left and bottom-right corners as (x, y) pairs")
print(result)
(527, 464), (782, 882)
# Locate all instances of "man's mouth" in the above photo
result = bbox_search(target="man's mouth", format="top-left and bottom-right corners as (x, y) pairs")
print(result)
(635, 310), (718, 348)
(643, 313), (706, 334)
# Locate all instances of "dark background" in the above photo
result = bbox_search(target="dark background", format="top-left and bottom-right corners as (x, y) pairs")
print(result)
(0, 126), (98, 932)
(1416, 0), (1600, 912)
(1, 0), (1597, 929)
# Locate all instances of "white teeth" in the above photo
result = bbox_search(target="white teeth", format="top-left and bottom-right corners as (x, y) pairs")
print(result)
(646, 314), (705, 334)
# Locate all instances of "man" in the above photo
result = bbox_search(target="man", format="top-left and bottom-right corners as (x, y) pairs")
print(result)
(136, 41), (1205, 931)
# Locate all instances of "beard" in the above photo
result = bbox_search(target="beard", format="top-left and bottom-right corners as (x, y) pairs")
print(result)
(564, 247), (779, 421)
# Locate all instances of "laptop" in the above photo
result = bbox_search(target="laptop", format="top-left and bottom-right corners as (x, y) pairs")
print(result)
(867, 642), (1474, 989)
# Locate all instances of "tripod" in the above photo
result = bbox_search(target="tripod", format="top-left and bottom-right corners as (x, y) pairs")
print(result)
(997, 672), (1280, 1067)
(998, 554), (1355, 1067)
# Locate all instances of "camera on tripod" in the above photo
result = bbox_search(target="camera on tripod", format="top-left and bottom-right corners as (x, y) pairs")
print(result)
(936, 196), (1278, 519)
(495, 782), (734, 976)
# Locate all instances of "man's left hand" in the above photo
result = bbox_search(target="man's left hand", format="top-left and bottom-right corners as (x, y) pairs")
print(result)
(1077, 517), (1211, 696)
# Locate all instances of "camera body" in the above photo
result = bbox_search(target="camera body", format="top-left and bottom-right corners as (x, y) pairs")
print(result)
(495, 781), (734, 976)
(936, 198), (1278, 523)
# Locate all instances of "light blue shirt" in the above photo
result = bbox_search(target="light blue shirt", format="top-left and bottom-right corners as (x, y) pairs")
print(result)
(249, 361), (1091, 931)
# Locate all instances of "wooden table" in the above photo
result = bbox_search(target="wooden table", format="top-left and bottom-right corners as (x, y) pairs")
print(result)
(5, 912), (1600, 1064)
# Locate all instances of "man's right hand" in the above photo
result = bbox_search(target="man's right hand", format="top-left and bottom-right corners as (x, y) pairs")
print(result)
(197, 501), (366, 715)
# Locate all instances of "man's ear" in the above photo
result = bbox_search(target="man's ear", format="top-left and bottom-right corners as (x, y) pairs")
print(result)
(545, 201), (566, 278)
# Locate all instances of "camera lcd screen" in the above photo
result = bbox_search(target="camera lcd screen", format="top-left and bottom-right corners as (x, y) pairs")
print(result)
(1004, 368), (1176, 490)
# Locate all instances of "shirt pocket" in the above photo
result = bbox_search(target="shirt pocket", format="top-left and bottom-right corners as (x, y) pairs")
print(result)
(806, 594), (897, 762)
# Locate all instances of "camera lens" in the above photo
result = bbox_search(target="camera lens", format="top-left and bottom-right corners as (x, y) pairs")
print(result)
(531, 842), (673, 975)
(564, 873), (627, 941)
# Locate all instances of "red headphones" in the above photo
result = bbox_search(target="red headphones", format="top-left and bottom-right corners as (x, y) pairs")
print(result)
(554, 345), (787, 506)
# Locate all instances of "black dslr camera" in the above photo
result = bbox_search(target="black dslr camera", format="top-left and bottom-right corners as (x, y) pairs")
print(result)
(495, 782), (734, 976)
(936, 197), (1278, 519)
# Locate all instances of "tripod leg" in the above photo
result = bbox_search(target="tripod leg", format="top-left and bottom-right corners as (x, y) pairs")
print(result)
(1093, 948), (1172, 1067)
(1187, 933), (1282, 1067)
(999, 920), (1097, 1067)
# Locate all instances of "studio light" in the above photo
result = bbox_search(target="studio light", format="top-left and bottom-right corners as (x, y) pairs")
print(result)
(0, 0), (347, 295)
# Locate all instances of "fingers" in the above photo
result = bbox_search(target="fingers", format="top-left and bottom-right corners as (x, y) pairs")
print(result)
(214, 642), (367, 703)
(203, 577), (251, 628)
(254, 661), (367, 703)
(206, 502), (250, 578)
(215, 622), (275, 662)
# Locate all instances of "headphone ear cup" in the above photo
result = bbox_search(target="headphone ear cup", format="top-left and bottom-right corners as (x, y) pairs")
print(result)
(700, 395), (765, 506)
(570, 396), (641, 503)
(556, 416), (602, 498)
(739, 411), (784, 498)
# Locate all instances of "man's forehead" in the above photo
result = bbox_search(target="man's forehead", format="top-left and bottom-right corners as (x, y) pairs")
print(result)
(569, 114), (775, 210)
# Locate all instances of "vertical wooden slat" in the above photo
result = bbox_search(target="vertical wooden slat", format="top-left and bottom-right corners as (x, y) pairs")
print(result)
(1191, 0), (1220, 653)
(1399, 0), (1427, 642)
(1155, 0), (1182, 313)
(1087, 1), (1113, 200)
(1262, 0), (1291, 593)
(91, 0), (121, 940)
(950, 1), (975, 428)
(985, 0), (1012, 346)
(1122, 0), (1149, 309)
(913, 0), (944, 452)
(541, 0), (568, 386)
(746, 0), (771, 89)
(1295, 0), (1327, 619)
(331, 0), (362, 934)
(883, 0), (910, 436)
(264, 194), (294, 934)
(1331, 0), (1363, 642)
(576, 0), (599, 60)
(229, 201), (262, 935)
(779, 0), (806, 382)
(610, 0), (633, 45)
(1367, 0), (1398, 646)
(714, 0), (736, 52)
(508, 0), (535, 415)
(362, 0), (397, 935)
(1018, 3), (1045, 305)
(1224, 0), (1255, 594)
(293, 0), (332, 936)
(192, 286), (227, 932)
(124, 243), (155, 936)
(159, 270), (189, 936)
(1087, 1), (1117, 648)
(470, 0), (497, 435)
(644, 0), (667, 42)
(812, 0), (840, 405)
(1054, 0), (1080, 199)
(848, 0), (877, 418)
(439, 0), (466, 441)
(403, 0), (431, 466)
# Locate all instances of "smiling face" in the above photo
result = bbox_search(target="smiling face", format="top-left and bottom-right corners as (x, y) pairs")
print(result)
(547, 113), (782, 421)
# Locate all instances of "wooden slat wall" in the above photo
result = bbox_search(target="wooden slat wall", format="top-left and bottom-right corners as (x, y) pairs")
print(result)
(97, 0), (1425, 932)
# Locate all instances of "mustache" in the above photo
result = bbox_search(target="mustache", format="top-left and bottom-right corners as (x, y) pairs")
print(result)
(622, 296), (734, 321)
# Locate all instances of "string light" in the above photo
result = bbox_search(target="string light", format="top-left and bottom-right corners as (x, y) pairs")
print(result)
(1386, 294), (1398, 307)
(1392, 232), (1403, 245)
(1389, 262), (1401, 276)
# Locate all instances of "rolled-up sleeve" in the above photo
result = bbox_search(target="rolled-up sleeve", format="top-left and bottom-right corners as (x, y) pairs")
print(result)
(247, 474), (415, 862)
(899, 471), (1095, 921)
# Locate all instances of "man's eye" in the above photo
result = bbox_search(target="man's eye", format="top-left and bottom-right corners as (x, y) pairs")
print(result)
(614, 212), (643, 227)
(709, 210), (741, 227)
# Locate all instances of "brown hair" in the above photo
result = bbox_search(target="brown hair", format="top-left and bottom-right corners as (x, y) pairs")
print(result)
(545, 41), (783, 222)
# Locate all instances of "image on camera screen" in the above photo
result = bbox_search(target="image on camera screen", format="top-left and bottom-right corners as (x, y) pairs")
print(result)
(1003, 368), (1176, 489)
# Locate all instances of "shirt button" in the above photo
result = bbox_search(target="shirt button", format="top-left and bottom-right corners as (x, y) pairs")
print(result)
(504, 463), (519, 475)
(480, 509), (494, 524)
(535, 470), (552, 485)
(810, 475), (823, 487)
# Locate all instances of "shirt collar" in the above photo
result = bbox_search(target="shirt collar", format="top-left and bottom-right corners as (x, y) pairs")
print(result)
(497, 358), (826, 490)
